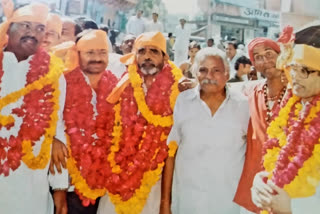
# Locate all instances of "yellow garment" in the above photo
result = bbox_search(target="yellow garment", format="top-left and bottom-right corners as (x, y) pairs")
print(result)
(290, 44), (320, 71)
(0, 1), (49, 50)
(120, 31), (168, 65)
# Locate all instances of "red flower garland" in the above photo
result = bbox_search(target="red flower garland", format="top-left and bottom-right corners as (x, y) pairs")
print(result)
(0, 49), (55, 176)
(64, 68), (117, 191)
(264, 93), (320, 188)
(107, 64), (174, 200)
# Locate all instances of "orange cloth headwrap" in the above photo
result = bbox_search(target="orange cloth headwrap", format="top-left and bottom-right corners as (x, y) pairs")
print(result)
(0, 1), (49, 50)
(52, 29), (109, 71)
(120, 31), (168, 65)
(46, 13), (62, 37)
(247, 37), (280, 63)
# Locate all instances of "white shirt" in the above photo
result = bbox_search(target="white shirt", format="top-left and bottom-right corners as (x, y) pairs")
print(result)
(107, 53), (126, 78)
(168, 85), (250, 214)
(0, 51), (68, 214)
(173, 24), (191, 51)
(228, 52), (243, 80)
(126, 16), (145, 36)
(145, 20), (164, 33)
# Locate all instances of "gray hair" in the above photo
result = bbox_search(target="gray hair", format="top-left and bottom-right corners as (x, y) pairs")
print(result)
(191, 47), (230, 78)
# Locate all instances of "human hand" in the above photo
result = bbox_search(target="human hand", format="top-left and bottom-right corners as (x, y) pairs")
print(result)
(267, 180), (292, 214)
(251, 171), (274, 211)
(53, 190), (68, 214)
(49, 138), (69, 175)
(178, 79), (196, 92)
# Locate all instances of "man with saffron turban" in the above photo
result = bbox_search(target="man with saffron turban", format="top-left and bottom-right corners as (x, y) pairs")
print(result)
(94, 31), (183, 214)
(0, 1), (68, 214)
(234, 36), (288, 214)
(57, 29), (118, 214)
(251, 32), (320, 214)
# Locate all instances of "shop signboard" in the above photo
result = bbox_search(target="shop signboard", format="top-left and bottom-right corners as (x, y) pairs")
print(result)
(240, 7), (280, 23)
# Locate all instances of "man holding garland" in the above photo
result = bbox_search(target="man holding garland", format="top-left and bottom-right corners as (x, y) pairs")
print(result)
(251, 31), (320, 214)
(0, 1), (68, 214)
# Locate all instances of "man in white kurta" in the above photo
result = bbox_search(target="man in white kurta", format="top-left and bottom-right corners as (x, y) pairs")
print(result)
(173, 18), (191, 67)
(161, 47), (249, 214)
(126, 10), (145, 36)
(145, 12), (164, 33)
(0, 2), (68, 214)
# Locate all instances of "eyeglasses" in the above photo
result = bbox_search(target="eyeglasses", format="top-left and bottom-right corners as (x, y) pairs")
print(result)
(290, 65), (319, 79)
(15, 22), (45, 34)
(253, 50), (276, 62)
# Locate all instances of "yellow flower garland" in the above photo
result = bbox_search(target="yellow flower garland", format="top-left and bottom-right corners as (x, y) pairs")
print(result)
(108, 103), (122, 174)
(128, 61), (182, 127)
(108, 162), (165, 214)
(0, 54), (63, 170)
(264, 95), (320, 199)
(168, 141), (178, 157)
(22, 78), (60, 169)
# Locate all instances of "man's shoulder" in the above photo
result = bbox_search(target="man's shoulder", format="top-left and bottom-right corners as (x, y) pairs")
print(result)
(228, 86), (248, 103)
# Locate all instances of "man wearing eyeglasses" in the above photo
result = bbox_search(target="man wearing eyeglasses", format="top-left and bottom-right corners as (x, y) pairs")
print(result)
(161, 47), (250, 214)
(234, 37), (288, 214)
(251, 43), (320, 214)
(0, 2), (68, 214)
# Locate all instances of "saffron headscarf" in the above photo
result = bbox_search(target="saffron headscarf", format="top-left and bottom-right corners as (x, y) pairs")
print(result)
(52, 29), (109, 71)
(0, 0), (49, 51)
(247, 37), (280, 63)
(120, 31), (168, 65)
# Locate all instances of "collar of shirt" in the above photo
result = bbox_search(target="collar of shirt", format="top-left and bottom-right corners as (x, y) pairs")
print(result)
(186, 84), (231, 103)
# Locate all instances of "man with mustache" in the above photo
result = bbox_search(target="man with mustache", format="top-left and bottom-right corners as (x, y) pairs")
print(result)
(161, 47), (250, 214)
(251, 40), (320, 214)
(93, 31), (183, 214)
(234, 37), (288, 213)
(0, 1), (68, 214)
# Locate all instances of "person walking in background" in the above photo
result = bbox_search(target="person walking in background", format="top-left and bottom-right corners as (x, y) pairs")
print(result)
(145, 11), (163, 33)
(173, 17), (191, 66)
(166, 32), (175, 61)
(126, 9), (145, 36)
(226, 41), (243, 79)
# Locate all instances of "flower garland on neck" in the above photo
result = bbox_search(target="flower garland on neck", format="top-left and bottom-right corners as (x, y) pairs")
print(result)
(262, 91), (320, 213)
(66, 61), (182, 213)
(106, 61), (182, 214)
(64, 67), (117, 205)
(0, 49), (62, 176)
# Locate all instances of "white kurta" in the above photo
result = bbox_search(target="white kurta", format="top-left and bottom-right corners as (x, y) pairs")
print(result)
(0, 52), (68, 214)
(173, 25), (191, 66)
(168, 86), (250, 214)
(145, 21), (164, 33)
(126, 16), (145, 36)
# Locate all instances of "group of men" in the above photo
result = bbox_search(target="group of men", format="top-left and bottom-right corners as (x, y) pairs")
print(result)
(1, 1), (320, 214)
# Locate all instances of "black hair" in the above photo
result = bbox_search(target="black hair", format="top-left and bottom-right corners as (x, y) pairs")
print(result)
(207, 38), (214, 43)
(83, 19), (98, 30)
(168, 32), (173, 37)
(227, 41), (238, 50)
(234, 56), (252, 71)
(100, 24), (109, 34)
(74, 23), (83, 36)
